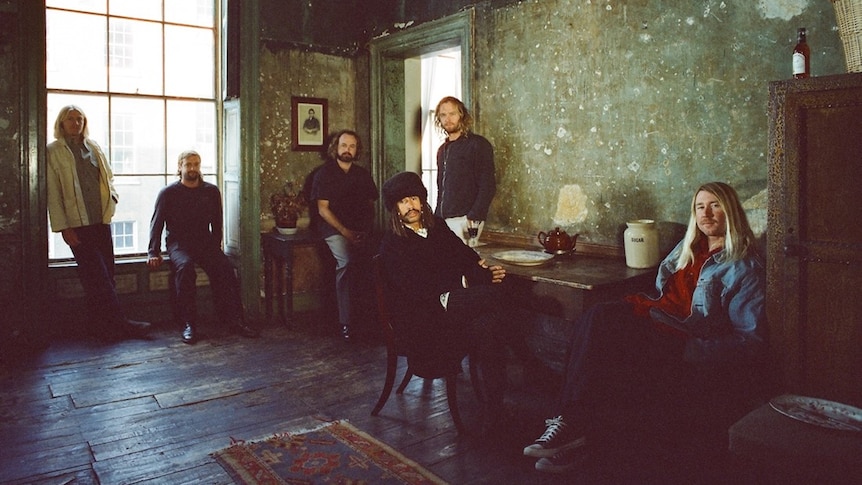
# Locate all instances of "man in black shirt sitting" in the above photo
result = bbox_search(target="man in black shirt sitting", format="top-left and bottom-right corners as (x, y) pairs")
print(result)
(147, 150), (258, 344)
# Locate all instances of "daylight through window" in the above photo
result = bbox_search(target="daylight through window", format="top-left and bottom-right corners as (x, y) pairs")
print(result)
(46, 0), (218, 260)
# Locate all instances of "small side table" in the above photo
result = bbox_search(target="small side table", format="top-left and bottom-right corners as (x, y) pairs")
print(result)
(261, 230), (322, 326)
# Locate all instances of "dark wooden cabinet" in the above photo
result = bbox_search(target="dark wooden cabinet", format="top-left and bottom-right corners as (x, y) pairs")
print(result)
(767, 73), (862, 407)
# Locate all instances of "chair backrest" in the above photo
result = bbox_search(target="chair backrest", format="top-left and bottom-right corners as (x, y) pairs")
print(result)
(372, 254), (400, 353)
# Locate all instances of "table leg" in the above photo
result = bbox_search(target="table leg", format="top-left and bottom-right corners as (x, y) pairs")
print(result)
(264, 254), (273, 321)
(284, 249), (294, 326)
(275, 256), (286, 326)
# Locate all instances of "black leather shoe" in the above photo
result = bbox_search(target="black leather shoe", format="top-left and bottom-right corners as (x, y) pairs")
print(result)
(232, 322), (259, 338)
(182, 323), (196, 344)
(341, 325), (351, 342)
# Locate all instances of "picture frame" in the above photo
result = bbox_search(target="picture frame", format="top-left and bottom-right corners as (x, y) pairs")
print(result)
(291, 96), (328, 151)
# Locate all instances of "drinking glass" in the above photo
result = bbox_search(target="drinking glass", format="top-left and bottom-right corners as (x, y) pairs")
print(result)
(467, 220), (481, 247)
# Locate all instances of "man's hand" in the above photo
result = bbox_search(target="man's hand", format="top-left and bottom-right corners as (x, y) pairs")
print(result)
(342, 228), (366, 244)
(478, 258), (506, 283)
(61, 228), (80, 248)
(147, 255), (163, 270)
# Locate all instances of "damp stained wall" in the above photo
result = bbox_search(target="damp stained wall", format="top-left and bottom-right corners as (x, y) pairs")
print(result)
(470, 0), (843, 248)
(257, 0), (844, 250)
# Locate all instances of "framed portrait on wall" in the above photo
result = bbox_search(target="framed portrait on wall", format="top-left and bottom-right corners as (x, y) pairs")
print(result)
(291, 96), (328, 151)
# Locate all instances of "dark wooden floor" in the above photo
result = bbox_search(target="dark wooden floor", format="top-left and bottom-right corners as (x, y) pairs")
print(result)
(1, 313), (753, 485)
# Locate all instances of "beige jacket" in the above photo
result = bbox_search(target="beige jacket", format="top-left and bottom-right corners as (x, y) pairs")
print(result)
(47, 138), (118, 232)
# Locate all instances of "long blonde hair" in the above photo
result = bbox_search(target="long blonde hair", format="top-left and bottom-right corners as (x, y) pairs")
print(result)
(674, 182), (757, 270)
(53, 105), (90, 140)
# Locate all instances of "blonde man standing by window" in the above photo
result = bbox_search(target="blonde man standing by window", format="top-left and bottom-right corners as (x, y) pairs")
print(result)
(47, 105), (151, 339)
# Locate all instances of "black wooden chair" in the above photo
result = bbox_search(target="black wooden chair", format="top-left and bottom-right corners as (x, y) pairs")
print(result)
(370, 255), (482, 433)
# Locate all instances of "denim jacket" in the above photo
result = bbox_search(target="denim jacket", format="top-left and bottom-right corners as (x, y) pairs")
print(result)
(648, 240), (766, 364)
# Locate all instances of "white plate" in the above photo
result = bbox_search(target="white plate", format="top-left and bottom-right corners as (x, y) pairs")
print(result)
(769, 394), (862, 431)
(492, 250), (554, 266)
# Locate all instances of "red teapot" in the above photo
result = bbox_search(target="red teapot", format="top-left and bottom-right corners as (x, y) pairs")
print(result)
(537, 227), (579, 254)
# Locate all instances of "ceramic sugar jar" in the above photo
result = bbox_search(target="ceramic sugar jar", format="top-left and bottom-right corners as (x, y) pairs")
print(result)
(624, 219), (660, 268)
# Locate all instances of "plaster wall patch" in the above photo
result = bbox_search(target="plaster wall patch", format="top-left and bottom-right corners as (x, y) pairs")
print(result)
(757, 0), (809, 20)
(553, 184), (589, 226)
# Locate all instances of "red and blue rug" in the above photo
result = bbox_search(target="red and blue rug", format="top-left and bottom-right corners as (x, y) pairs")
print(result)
(212, 420), (447, 484)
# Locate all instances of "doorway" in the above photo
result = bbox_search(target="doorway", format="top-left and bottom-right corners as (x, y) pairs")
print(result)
(417, 47), (461, 212)
(369, 9), (473, 224)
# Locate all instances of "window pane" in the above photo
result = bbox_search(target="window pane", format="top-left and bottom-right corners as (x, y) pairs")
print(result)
(49, 231), (75, 260)
(47, 10), (107, 91)
(113, 176), (174, 255)
(165, 25), (214, 98)
(109, 18), (164, 95)
(110, 97), (166, 175)
(166, 0), (214, 27)
(46, 94), (109, 153)
(111, 221), (136, 255)
(46, 0), (106, 14)
(109, 0), (161, 21)
(167, 100), (216, 174)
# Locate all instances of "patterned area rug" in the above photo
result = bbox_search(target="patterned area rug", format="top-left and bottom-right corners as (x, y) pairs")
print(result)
(212, 420), (447, 484)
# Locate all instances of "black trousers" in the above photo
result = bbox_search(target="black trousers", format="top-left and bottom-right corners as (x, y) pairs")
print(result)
(68, 224), (125, 326)
(168, 245), (243, 326)
(446, 284), (520, 412)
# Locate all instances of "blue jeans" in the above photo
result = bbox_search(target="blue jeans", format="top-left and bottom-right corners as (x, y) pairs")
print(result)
(324, 234), (355, 326)
(559, 301), (685, 415)
(68, 224), (125, 326)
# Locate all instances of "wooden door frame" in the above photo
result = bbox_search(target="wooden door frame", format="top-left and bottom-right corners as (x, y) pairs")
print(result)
(369, 8), (474, 227)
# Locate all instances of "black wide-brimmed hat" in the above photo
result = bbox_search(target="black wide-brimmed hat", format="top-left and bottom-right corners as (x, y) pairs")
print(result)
(382, 171), (427, 211)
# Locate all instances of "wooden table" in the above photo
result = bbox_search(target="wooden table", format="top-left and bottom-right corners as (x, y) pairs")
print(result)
(475, 244), (656, 318)
(261, 230), (324, 325)
(477, 244), (653, 289)
(473, 243), (657, 372)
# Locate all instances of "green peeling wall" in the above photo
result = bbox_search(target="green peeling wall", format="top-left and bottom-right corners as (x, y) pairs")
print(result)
(259, 0), (844, 250)
(472, 0), (842, 248)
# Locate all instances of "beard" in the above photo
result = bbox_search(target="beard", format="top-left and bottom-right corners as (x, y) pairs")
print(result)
(444, 122), (462, 135)
(337, 152), (355, 163)
(182, 171), (200, 182)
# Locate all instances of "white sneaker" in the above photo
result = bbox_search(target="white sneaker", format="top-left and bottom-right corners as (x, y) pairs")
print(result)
(523, 415), (586, 458)
(535, 446), (587, 473)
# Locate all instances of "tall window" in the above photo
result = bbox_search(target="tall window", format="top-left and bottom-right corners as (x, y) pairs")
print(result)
(46, 0), (218, 260)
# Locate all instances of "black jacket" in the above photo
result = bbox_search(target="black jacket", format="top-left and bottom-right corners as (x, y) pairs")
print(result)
(379, 217), (492, 376)
(435, 134), (495, 220)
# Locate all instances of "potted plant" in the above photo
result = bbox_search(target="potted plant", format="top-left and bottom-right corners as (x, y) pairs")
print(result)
(270, 181), (307, 235)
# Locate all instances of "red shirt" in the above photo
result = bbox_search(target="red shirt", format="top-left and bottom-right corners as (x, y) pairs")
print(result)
(626, 239), (721, 337)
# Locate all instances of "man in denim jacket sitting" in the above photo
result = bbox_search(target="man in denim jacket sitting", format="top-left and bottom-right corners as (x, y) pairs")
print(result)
(523, 182), (765, 473)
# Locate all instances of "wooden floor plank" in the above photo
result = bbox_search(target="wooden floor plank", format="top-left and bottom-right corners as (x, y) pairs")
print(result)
(2, 466), (99, 485)
(0, 442), (93, 484)
(0, 316), (747, 484)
